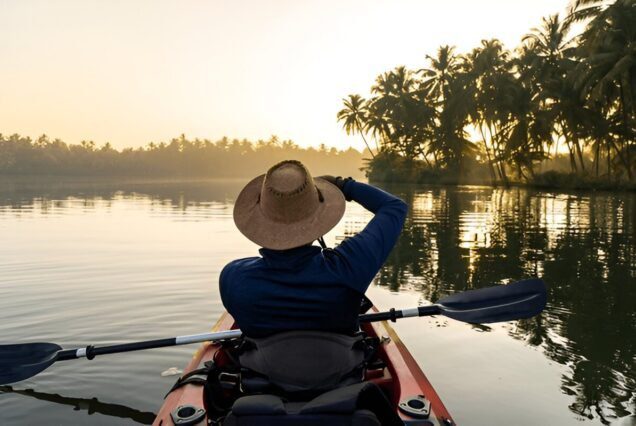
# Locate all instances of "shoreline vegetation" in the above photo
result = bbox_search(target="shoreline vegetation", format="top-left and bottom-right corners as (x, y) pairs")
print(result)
(0, 134), (365, 179)
(366, 151), (636, 192)
(337, 0), (636, 192)
(1, 131), (633, 193)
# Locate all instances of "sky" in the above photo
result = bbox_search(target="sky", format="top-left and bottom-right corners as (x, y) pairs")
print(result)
(1, 0), (571, 151)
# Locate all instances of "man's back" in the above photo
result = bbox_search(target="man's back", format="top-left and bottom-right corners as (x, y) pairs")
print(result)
(221, 178), (408, 337)
(220, 246), (362, 337)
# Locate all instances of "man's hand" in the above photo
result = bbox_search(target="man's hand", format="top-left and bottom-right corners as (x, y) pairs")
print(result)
(317, 175), (338, 186)
(316, 175), (353, 201)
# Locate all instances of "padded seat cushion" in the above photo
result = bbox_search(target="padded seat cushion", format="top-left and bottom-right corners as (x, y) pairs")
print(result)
(223, 410), (380, 426)
(222, 382), (401, 426)
(231, 394), (286, 416)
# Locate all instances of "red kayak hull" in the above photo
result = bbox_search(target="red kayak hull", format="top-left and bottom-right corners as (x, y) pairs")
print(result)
(154, 311), (455, 425)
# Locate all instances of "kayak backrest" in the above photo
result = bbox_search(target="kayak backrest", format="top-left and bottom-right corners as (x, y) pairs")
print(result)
(239, 331), (366, 394)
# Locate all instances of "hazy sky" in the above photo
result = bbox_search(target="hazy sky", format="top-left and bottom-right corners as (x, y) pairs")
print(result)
(1, 0), (570, 150)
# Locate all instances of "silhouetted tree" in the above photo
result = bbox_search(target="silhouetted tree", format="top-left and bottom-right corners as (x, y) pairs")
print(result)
(339, 0), (636, 186)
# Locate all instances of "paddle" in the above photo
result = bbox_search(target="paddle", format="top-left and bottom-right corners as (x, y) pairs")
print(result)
(358, 278), (546, 324)
(0, 278), (546, 385)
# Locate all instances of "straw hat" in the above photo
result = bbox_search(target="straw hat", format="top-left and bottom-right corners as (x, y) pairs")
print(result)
(233, 160), (346, 250)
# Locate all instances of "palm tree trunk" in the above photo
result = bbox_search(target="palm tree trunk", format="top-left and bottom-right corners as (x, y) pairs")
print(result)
(479, 125), (497, 182)
(360, 132), (375, 158)
(567, 142), (578, 174)
(574, 136), (586, 174)
(594, 142), (600, 178)
(610, 139), (633, 181)
(517, 163), (526, 181)
(619, 81), (634, 181)
(559, 123), (578, 174)
(527, 163), (536, 179)
(488, 124), (504, 181)
(356, 119), (375, 159)
(607, 142), (612, 180)
(498, 161), (509, 185)
(490, 125), (508, 185)
(484, 144), (497, 181)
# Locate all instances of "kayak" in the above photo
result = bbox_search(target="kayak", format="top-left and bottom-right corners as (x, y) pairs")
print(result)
(154, 310), (455, 426)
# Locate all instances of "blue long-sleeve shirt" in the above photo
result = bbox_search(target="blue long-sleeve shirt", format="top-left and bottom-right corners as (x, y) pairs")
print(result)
(220, 181), (408, 337)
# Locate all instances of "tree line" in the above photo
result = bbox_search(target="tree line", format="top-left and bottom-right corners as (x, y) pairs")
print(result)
(0, 134), (365, 178)
(338, 0), (636, 186)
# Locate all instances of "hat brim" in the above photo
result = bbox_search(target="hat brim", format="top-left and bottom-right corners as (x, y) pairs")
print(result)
(233, 176), (346, 250)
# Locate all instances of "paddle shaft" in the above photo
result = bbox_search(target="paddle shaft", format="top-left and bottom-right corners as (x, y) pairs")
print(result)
(53, 307), (436, 361)
(358, 306), (440, 323)
(56, 330), (243, 361)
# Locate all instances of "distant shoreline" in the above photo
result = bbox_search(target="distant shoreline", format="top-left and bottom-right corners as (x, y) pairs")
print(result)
(0, 174), (255, 183)
(365, 156), (636, 194)
(2, 173), (634, 197)
(0, 134), (366, 179)
(371, 178), (636, 195)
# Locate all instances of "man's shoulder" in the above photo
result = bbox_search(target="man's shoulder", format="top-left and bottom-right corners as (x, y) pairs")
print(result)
(220, 256), (263, 305)
(221, 256), (262, 279)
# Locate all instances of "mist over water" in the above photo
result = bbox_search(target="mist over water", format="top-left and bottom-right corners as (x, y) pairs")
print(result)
(0, 179), (634, 425)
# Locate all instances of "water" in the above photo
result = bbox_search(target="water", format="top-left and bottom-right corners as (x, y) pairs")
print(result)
(0, 178), (634, 425)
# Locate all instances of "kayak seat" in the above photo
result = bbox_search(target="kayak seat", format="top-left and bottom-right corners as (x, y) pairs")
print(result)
(222, 382), (383, 426)
(239, 331), (372, 395)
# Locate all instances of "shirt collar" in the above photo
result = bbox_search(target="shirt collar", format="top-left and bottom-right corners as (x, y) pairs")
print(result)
(259, 244), (322, 269)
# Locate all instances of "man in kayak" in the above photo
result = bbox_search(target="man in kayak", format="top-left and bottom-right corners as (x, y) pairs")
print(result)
(220, 159), (407, 337)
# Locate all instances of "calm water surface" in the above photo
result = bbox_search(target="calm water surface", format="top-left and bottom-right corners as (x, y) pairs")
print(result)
(0, 179), (634, 425)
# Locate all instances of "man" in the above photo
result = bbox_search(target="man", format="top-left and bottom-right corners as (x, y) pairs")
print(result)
(220, 160), (407, 337)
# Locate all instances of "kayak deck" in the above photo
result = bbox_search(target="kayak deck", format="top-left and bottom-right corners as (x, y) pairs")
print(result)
(154, 311), (454, 425)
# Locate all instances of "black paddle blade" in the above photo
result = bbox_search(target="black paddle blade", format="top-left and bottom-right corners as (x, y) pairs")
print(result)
(0, 342), (62, 385)
(437, 279), (547, 324)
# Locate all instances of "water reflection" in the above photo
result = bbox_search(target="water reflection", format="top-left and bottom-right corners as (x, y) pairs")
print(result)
(0, 178), (243, 206)
(0, 386), (155, 424)
(0, 179), (634, 423)
(377, 185), (636, 424)
(0, 179), (242, 220)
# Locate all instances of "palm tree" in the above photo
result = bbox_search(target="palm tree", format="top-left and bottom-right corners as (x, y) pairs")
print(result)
(367, 72), (400, 154)
(523, 14), (576, 69)
(419, 45), (463, 101)
(523, 13), (590, 175)
(505, 52), (553, 179)
(367, 67), (433, 160)
(467, 39), (516, 184)
(418, 46), (476, 170)
(570, 0), (613, 21)
(365, 105), (392, 149)
(573, 0), (636, 180)
(337, 94), (376, 158)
